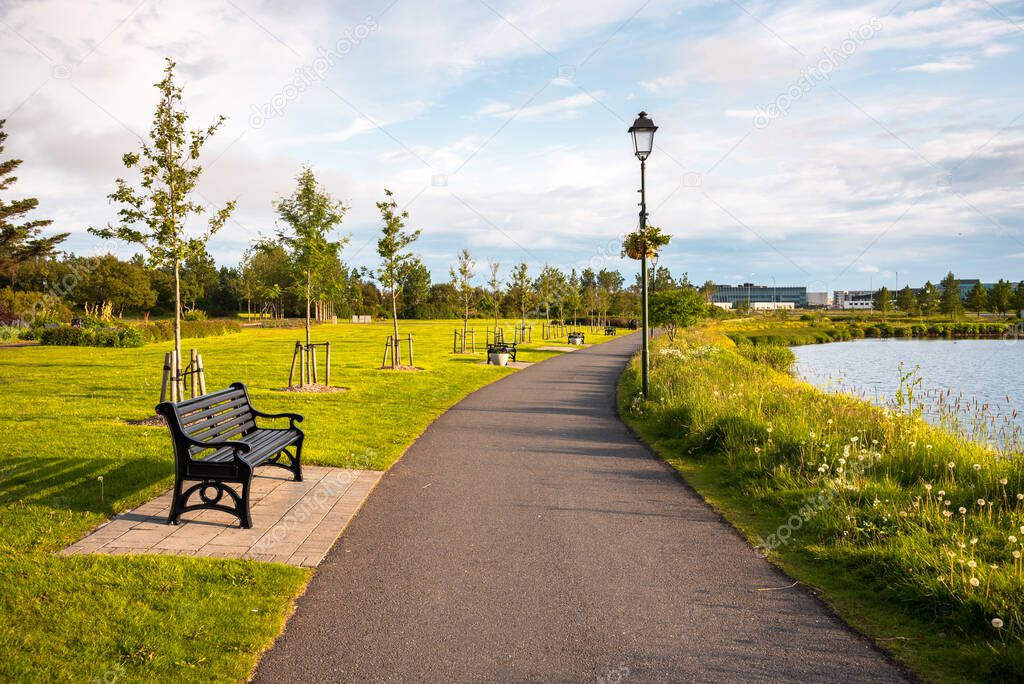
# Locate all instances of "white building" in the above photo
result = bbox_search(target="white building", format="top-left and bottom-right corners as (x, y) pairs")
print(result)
(833, 290), (874, 310)
(750, 301), (795, 310)
(806, 292), (829, 308)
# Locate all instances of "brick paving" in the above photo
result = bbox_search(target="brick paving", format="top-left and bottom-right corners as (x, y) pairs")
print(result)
(62, 466), (382, 567)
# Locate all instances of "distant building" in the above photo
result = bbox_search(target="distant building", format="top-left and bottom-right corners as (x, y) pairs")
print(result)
(750, 301), (795, 310)
(833, 290), (874, 310)
(806, 292), (829, 308)
(711, 302), (733, 310)
(712, 283), (807, 307)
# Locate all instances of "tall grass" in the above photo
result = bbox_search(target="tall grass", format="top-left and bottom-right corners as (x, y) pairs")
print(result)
(621, 326), (1024, 680)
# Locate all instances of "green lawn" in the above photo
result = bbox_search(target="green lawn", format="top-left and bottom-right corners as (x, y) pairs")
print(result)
(619, 324), (1024, 682)
(0, 319), (615, 682)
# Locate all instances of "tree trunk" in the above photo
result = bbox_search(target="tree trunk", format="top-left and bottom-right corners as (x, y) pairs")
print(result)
(305, 269), (311, 347)
(173, 256), (182, 362)
(391, 284), (400, 368)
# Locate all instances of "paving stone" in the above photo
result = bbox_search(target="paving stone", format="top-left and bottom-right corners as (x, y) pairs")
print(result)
(61, 467), (383, 568)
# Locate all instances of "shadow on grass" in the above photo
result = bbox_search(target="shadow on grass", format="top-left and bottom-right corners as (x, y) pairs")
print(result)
(0, 455), (169, 515)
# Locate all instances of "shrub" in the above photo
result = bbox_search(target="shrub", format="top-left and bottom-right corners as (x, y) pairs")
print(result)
(38, 325), (144, 347)
(138, 319), (241, 343)
(182, 309), (208, 321)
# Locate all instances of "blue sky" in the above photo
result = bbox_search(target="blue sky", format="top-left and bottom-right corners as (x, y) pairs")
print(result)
(1, 0), (1022, 293)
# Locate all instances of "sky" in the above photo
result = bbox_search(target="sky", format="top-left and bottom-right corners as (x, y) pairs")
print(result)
(1, 0), (1022, 294)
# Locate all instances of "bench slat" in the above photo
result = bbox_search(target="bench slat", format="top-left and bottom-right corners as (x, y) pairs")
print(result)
(179, 395), (250, 425)
(182, 403), (254, 436)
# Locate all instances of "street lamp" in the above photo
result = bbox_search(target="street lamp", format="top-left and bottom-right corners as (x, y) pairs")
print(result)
(629, 111), (658, 398)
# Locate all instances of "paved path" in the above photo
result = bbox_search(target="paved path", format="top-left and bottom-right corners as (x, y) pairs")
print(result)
(255, 335), (910, 682)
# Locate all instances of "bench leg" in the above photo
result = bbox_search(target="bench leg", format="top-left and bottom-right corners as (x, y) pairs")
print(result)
(291, 436), (304, 482)
(168, 477), (186, 525)
(238, 474), (253, 529)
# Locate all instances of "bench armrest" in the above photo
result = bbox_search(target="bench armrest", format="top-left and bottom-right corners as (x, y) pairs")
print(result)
(251, 409), (304, 429)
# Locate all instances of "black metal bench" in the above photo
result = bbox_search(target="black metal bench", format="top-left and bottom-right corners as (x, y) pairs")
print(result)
(604, 326), (616, 336)
(156, 382), (304, 528)
(567, 331), (585, 345)
(486, 342), (517, 362)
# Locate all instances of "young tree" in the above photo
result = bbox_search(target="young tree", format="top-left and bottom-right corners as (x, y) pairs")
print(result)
(872, 286), (892, 317)
(89, 59), (235, 364)
(449, 248), (475, 352)
(508, 261), (533, 330)
(0, 119), (68, 286)
(534, 265), (565, 326)
(275, 166), (348, 348)
(376, 189), (420, 367)
(965, 282), (989, 317)
(398, 258), (431, 317)
(564, 269), (583, 327)
(649, 288), (707, 341)
(896, 285), (918, 315)
(939, 271), (962, 319)
(990, 279), (1014, 317)
(486, 261), (502, 335)
(917, 281), (939, 317)
(597, 269), (624, 326)
(179, 246), (217, 312)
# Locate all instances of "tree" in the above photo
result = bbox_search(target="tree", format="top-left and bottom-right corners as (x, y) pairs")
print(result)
(872, 286), (892, 317)
(699, 280), (716, 304)
(89, 58), (235, 364)
(179, 246), (217, 311)
(965, 282), (989, 317)
(597, 269), (624, 326)
(508, 261), (533, 330)
(917, 281), (939, 317)
(990, 279), (1014, 317)
(939, 271), (962, 319)
(275, 166), (348, 348)
(398, 258), (431, 317)
(1015, 281), (1024, 315)
(564, 269), (582, 327)
(449, 249), (475, 351)
(896, 286), (918, 315)
(534, 265), (565, 325)
(486, 261), (502, 334)
(0, 119), (68, 285)
(375, 189), (420, 368)
(75, 253), (157, 315)
(651, 265), (675, 291)
(649, 288), (707, 341)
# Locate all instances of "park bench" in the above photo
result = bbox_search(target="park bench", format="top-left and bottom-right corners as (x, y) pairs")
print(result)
(604, 326), (616, 336)
(567, 332), (585, 345)
(155, 382), (304, 528)
(487, 342), (517, 363)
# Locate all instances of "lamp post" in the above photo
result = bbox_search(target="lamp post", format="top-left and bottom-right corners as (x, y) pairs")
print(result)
(629, 111), (657, 398)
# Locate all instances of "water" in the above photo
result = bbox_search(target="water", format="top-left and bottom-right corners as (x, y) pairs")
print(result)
(792, 339), (1024, 446)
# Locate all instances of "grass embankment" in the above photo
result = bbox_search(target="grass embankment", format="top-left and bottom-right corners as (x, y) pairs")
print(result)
(723, 314), (1018, 347)
(619, 325), (1024, 682)
(0, 319), (613, 682)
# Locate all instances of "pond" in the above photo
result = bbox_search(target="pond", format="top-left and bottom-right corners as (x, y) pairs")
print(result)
(792, 338), (1024, 447)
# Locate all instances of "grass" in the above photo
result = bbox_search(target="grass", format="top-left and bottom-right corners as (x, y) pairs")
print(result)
(0, 318), (615, 682)
(721, 312), (1019, 347)
(619, 324), (1024, 682)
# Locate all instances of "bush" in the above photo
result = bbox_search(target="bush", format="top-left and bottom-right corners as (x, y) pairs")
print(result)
(182, 309), (208, 321)
(138, 318), (241, 343)
(38, 325), (144, 348)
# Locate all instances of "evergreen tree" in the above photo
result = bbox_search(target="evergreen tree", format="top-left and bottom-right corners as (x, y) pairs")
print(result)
(916, 281), (939, 317)
(990, 279), (1014, 317)
(872, 286), (892, 317)
(0, 119), (68, 285)
(896, 285), (918, 315)
(938, 271), (962, 319)
(965, 282), (989, 317)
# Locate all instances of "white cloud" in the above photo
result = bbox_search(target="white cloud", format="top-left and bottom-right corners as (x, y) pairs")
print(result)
(475, 91), (603, 120)
(901, 58), (974, 73)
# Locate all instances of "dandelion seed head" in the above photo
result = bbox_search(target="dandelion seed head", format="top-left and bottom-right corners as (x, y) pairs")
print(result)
(1010, 536), (1018, 544)
(1000, 478), (1008, 486)
(970, 577), (980, 587)
(992, 618), (1005, 629)
(973, 464), (982, 471)
(959, 507), (967, 515)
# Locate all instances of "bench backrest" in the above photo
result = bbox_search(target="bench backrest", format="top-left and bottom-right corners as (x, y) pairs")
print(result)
(157, 384), (256, 453)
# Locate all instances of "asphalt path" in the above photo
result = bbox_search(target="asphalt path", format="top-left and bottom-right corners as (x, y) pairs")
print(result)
(254, 334), (910, 683)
